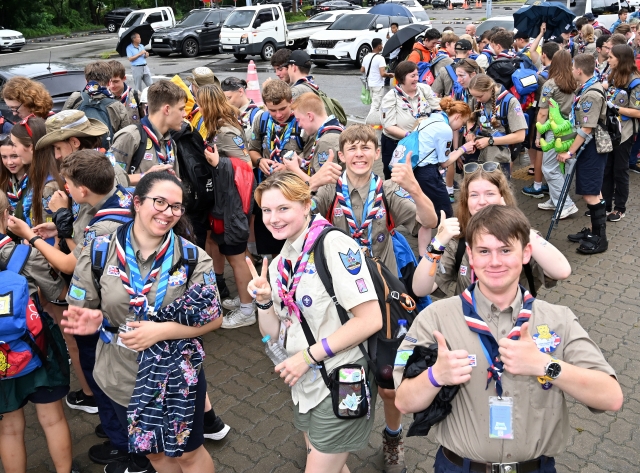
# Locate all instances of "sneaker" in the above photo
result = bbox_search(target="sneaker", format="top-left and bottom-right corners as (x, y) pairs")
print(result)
(453, 180), (460, 191)
(382, 430), (407, 473)
(221, 308), (257, 329)
(568, 227), (590, 243)
(66, 389), (98, 414)
(104, 456), (154, 473)
(607, 210), (625, 222)
(522, 185), (545, 198)
(222, 295), (240, 310)
(538, 200), (556, 211)
(95, 423), (108, 439)
(630, 164), (640, 174)
(541, 183), (549, 194)
(204, 416), (231, 440)
(577, 233), (608, 254)
(89, 441), (128, 465)
(449, 193), (455, 203)
(584, 209), (590, 217)
(559, 204), (579, 219)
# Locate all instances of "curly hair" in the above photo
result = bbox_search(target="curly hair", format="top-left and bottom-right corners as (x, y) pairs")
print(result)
(1, 77), (53, 119)
(197, 84), (243, 140)
(439, 97), (472, 121)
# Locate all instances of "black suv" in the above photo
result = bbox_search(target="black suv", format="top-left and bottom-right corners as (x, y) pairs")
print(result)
(104, 8), (135, 33)
(151, 8), (233, 58)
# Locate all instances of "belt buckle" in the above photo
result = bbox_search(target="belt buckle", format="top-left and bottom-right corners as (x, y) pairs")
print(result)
(491, 463), (518, 473)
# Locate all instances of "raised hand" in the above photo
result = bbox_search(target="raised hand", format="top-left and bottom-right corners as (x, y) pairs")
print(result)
(431, 330), (473, 386)
(498, 322), (547, 377)
(246, 256), (273, 303)
(310, 149), (342, 190)
(435, 210), (460, 246)
(390, 153), (420, 194)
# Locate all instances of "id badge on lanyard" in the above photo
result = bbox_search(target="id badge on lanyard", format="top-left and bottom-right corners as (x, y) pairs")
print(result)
(489, 396), (514, 439)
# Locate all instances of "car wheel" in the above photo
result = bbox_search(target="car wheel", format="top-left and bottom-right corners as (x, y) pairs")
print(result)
(157, 52), (170, 57)
(356, 44), (371, 67)
(234, 53), (248, 60)
(261, 42), (276, 61)
(182, 38), (199, 58)
(106, 22), (117, 33)
(10, 48), (22, 52)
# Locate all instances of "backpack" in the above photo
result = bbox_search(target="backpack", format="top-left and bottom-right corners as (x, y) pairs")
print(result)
(302, 82), (348, 126)
(0, 243), (48, 380)
(77, 92), (115, 148)
(445, 64), (464, 99)
(390, 114), (439, 168)
(487, 55), (538, 96)
(309, 227), (418, 390)
(594, 25), (611, 36)
(593, 89), (622, 148)
(480, 49), (493, 65)
(416, 54), (448, 86)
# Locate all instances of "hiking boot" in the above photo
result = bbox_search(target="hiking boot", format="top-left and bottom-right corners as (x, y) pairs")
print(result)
(559, 204), (579, 220)
(577, 233), (608, 254)
(630, 163), (640, 174)
(538, 199), (556, 211)
(204, 415), (231, 440)
(104, 455), (155, 473)
(88, 441), (128, 465)
(522, 185), (545, 198)
(607, 210), (625, 222)
(382, 430), (407, 473)
(568, 227), (590, 243)
(95, 423), (108, 439)
(222, 295), (241, 310)
(221, 308), (256, 329)
(66, 389), (98, 414)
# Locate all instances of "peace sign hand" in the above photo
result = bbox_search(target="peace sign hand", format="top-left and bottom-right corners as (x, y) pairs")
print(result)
(246, 256), (273, 303)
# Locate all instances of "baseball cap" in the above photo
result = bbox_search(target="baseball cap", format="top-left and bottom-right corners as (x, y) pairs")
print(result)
(514, 30), (530, 40)
(455, 39), (472, 51)
(288, 50), (312, 68)
(583, 12), (596, 21)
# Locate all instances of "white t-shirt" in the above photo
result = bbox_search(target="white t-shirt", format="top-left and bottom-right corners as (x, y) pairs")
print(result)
(362, 53), (386, 88)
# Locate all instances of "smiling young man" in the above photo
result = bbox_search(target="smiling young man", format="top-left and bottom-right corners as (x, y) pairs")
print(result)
(271, 48), (293, 84)
(394, 204), (622, 473)
(108, 60), (144, 125)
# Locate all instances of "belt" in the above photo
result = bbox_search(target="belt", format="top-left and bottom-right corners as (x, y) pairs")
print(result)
(133, 64), (147, 67)
(442, 447), (543, 473)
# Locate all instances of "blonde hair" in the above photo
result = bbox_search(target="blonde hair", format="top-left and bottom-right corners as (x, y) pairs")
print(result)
(581, 24), (595, 43)
(468, 74), (500, 127)
(291, 92), (326, 116)
(0, 190), (9, 215)
(197, 84), (243, 138)
(254, 171), (311, 207)
(459, 33), (479, 53)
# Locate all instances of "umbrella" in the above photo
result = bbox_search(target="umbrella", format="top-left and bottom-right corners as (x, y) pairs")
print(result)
(369, 3), (413, 17)
(116, 23), (155, 57)
(513, 2), (576, 40)
(382, 23), (428, 56)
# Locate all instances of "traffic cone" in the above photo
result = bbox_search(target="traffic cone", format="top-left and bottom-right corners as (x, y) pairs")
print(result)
(475, 0), (481, 8)
(463, 0), (469, 9)
(448, 0), (453, 10)
(245, 60), (263, 107)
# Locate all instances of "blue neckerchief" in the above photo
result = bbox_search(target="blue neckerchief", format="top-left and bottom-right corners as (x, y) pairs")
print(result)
(84, 80), (114, 99)
(266, 114), (296, 163)
(7, 174), (28, 209)
(22, 188), (33, 227)
(440, 111), (450, 125)
(570, 76), (599, 126)
(337, 171), (382, 252)
(86, 185), (132, 230)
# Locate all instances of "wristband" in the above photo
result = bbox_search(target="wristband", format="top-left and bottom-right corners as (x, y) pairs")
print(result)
(29, 235), (42, 246)
(255, 300), (274, 310)
(307, 347), (320, 364)
(427, 366), (442, 388)
(431, 237), (446, 252)
(302, 349), (313, 366)
(405, 131), (411, 137)
(322, 338), (335, 358)
(461, 145), (467, 153)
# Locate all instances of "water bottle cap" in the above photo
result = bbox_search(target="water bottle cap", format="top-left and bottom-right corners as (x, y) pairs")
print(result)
(262, 335), (271, 343)
(398, 319), (407, 325)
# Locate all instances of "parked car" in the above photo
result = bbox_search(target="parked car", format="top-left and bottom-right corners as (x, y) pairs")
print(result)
(431, 0), (463, 8)
(0, 63), (85, 121)
(118, 7), (176, 49)
(309, 1), (360, 16)
(255, 0), (303, 12)
(103, 7), (135, 33)
(475, 16), (514, 36)
(307, 9), (368, 22)
(151, 8), (233, 57)
(0, 27), (26, 52)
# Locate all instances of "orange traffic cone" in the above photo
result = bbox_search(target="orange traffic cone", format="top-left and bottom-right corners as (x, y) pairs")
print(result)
(448, 0), (453, 9)
(475, 0), (481, 7)
(245, 60), (263, 107)
(463, 0), (469, 9)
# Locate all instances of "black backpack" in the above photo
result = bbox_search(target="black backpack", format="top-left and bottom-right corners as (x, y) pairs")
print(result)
(594, 89), (622, 148)
(77, 92), (115, 148)
(306, 227), (418, 390)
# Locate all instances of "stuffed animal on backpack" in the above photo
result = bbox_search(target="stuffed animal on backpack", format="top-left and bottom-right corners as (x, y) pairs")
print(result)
(536, 99), (576, 153)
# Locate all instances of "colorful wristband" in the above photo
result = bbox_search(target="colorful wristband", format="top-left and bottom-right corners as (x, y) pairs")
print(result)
(322, 338), (335, 358)
(431, 237), (446, 252)
(427, 366), (442, 388)
(461, 145), (467, 154)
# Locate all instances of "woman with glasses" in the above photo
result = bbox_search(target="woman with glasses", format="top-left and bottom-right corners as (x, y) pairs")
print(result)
(220, 77), (262, 143)
(412, 163), (571, 298)
(61, 172), (222, 473)
(2, 77), (54, 128)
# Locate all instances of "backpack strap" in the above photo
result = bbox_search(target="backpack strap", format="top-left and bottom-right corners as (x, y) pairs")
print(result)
(366, 53), (381, 79)
(248, 106), (261, 125)
(90, 236), (111, 290)
(175, 236), (198, 281)
(523, 262), (537, 298)
(453, 236), (466, 276)
(498, 92), (515, 135)
(259, 111), (270, 135)
(380, 190), (396, 234)
(445, 64), (457, 84)
(129, 123), (149, 174)
(6, 244), (31, 275)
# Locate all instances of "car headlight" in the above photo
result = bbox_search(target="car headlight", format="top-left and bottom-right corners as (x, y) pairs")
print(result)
(1, 37), (9, 40)
(240, 34), (248, 44)
(340, 38), (356, 43)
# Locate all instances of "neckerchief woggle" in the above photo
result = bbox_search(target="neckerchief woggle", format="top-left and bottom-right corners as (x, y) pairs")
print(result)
(460, 283), (534, 398)
(7, 174), (28, 208)
(335, 171), (383, 254)
(239, 100), (258, 128)
(570, 75), (599, 126)
(395, 85), (426, 119)
(302, 116), (343, 175)
(141, 116), (175, 165)
(84, 80), (114, 99)
(115, 221), (175, 320)
(266, 114), (296, 163)
(85, 185), (132, 233)
(276, 215), (331, 323)
(479, 89), (509, 132)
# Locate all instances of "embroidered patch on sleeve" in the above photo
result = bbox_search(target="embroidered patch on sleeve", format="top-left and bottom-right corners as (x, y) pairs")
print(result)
(355, 278), (368, 293)
(68, 284), (87, 301)
(339, 249), (362, 275)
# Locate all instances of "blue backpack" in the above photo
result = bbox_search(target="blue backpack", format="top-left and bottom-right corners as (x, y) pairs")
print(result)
(417, 54), (448, 85)
(512, 53), (540, 96)
(445, 64), (465, 100)
(0, 244), (48, 380)
(391, 114), (441, 168)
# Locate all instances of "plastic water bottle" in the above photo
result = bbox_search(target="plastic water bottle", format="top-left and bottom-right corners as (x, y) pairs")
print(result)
(395, 319), (408, 339)
(105, 149), (116, 167)
(262, 335), (288, 366)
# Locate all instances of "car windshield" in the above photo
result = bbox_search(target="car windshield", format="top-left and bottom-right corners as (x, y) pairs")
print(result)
(309, 13), (333, 20)
(37, 74), (87, 98)
(412, 9), (428, 20)
(122, 12), (144, 28)
(328, 13), (373, 30)
(177, 10), (210, 26)
(477, 19), (513, 35)
(223, 10), (255, 28)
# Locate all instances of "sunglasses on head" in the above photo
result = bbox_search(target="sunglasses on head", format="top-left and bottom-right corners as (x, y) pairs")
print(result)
(463, 162), (500, 174)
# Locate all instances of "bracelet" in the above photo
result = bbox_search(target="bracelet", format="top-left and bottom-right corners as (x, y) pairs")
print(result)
(302, 349), (313, 366)
(427, 366), (442, 388)
(322, 338), (335, 358)
(405, 131), (411, 137)
(307, 347), (320, 364)
(29, 235), (42, 246)
(461, 145), (467, 154)
(431, 237), (446, 252)
(255, 300), (274, 310)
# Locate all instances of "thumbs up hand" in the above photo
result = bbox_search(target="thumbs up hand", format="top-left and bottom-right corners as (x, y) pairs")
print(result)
(435, 210), (460, 246)
(309, 149), (342, 191)
(431, 331), (473, 386)
(390, 152), (420, 195)
(498, 322), (547, 377)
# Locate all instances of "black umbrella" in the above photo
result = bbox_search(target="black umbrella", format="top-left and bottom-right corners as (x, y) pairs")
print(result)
(116, 23), (155, 58)
(382, 24), (429, 57)
(513, 2), (576, 40)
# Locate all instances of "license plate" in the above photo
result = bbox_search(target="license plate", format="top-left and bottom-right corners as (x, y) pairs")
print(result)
(316, 49), (328, 55)
(223, 45), (233, 50)
(154, 38), (162, 42)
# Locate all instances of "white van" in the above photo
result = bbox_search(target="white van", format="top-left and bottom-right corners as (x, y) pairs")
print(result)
(118, 7), (176, 48)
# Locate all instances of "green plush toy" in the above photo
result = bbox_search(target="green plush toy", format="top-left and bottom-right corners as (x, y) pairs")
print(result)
(536, 99), (576, 155)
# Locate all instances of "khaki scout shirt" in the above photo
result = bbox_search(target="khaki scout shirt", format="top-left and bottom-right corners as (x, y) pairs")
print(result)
(538, 78), (575, 119)
(248, 113), (305, 161)
(270, 223), (377, 413)
(610, 77), (640, 143)
(67, 232), (213, 406)
(115, 88), (143, 125)
(312, 178), (417, 275)
(64, 91), (131, 135)
(381, 83), (441, 138)
(40, 180), (60, 225)
(0, 235), (64, 302)
(109, 125), (180, 176)
(213, 124), (250, 163)
(575, 82), (607, 130)
(432, 64), (455, 98)
(393, 288), (616, 462)
(239, 102), (262, 144)
(432, 55), (454, 80)
(299, 122), (343, 176)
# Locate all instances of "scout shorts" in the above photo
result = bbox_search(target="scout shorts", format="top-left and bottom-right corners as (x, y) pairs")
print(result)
(575, 139), (606, 196)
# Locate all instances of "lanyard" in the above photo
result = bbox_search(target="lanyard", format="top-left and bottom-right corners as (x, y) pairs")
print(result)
(266, 115), (296, 162)
(479, 90), (508, 130)
(570, 76), (599, 126)
(141, 116), (175, 165)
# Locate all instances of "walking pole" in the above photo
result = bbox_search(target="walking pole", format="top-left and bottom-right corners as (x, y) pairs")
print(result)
(546, 133), (593, 240)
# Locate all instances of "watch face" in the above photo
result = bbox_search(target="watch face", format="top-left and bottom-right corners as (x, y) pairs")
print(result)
(546, 362), (562, 379)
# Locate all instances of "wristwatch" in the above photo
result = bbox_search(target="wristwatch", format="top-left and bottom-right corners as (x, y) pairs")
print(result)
(426, 243), (444, 255)
(537, 356), (562, 384)
(488, 137), (495, 146)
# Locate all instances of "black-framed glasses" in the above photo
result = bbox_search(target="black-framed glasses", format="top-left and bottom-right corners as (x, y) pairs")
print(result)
(463, 162), (500, 174)
(144, 197), (186, 216)
(8, 103), (22, 114)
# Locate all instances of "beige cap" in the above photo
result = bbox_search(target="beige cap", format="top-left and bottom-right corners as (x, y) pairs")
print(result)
(36, 109), (108, 150)
(186, 67), (220, 87)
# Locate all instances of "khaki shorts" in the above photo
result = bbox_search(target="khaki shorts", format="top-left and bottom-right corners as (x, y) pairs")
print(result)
(293, 361), (378, 454)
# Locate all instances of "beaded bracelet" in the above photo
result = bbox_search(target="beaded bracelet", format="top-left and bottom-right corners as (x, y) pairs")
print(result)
(255, 300), (274, 310)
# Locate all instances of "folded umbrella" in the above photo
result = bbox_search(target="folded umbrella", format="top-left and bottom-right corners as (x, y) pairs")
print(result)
(382, 23), (429, 57)
(116, 23), (155, 57)
(513, 2), (576, 40)
(369, 3), (413, 17)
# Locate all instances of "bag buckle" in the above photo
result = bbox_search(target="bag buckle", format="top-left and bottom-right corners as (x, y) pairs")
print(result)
(389, 291), (400, 300)
(491, 463), (518, 473)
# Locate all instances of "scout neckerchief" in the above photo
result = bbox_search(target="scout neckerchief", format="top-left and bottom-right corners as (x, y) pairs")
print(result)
(266, 114), (297, 163)
(84, 185), (132, 233)
(295, 76), (319, 91)
(276, 215), (331, 323)
(239, 99), (258, 128)
(7, 174), (28, 209)
(495, 50), (515, 59)
(84, 80), (114, 99)
(141, 116), (175, 165)
(115, 221), (175, 320)
(479, 89), (509, 131)
(336, 171), (383, 253)
(301, 116), (343, 175)
(460, 283), (534, 397)
(570, 75), (599, 126)
(119, 82), (130, 104)
(394, 85), (427, 119)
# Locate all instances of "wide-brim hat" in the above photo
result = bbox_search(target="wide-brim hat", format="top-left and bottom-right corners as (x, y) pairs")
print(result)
(186, 67), (220, 87)
(36, 109), (109, 150)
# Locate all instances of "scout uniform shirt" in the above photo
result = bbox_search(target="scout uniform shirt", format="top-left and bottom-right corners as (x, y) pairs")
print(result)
(115, 84), (143, 125)
(39, 180), (61, 225)
(381, 83), (441, 139)
(213, 124), (250, 163)
(609, 77), (640, 143)
(312, 178), (417, 275)
(290, 76), (320, 101)
(574, 80), (607, 131)
(67, 231), (213, 407)
(393, 288), (616, 462)
(539, 78), (575, 120)
(239, 100), (262, 144)
(108, 124), (180, 176)
(432, 52), (454, 79)
(431, 62), (457, 98)
(248, 111), (305, 162)
(270, 221), (377, 413)
(299, 116), (343, 176)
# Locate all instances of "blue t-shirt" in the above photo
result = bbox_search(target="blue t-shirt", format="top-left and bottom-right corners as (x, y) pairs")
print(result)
(417, 113), (453, 166)
(126, 43), (147, 66)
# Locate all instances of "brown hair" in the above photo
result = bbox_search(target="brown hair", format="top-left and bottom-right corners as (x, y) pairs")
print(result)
(67, 135), (103, 150)
(1, 77), (53, 119)
(614, 23), (631, 35)
(468, 74), (501, 127)
(0, 136), (24, 196)
(455, 58), (483, 75)
(548, 50), (578, 94)
(609, 33), (628, 46)
(60, 149), (114, 195)
(465, 204), (530, 249)
(291, 92), (326, 116)
(147, 80), (188, 115)
(271, 48), (292, 68)
(439, 97), (471, 120)
(441, 32), (460, 47)
(609, 44), (639, 88)
(84, 61), (113, 85)
(254, 171), (311, 207)
(490, 30), (514, 50)
(108, 60), (126, 79)
(394, 61), (418, 85)
(0, 190), (10, 216)
(197, 84), (243, 138)
(456, 167), (516, 237)
(339, 124), (378, 152)
(261, 79), (292, 105)
(573, 53), (596, 76)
